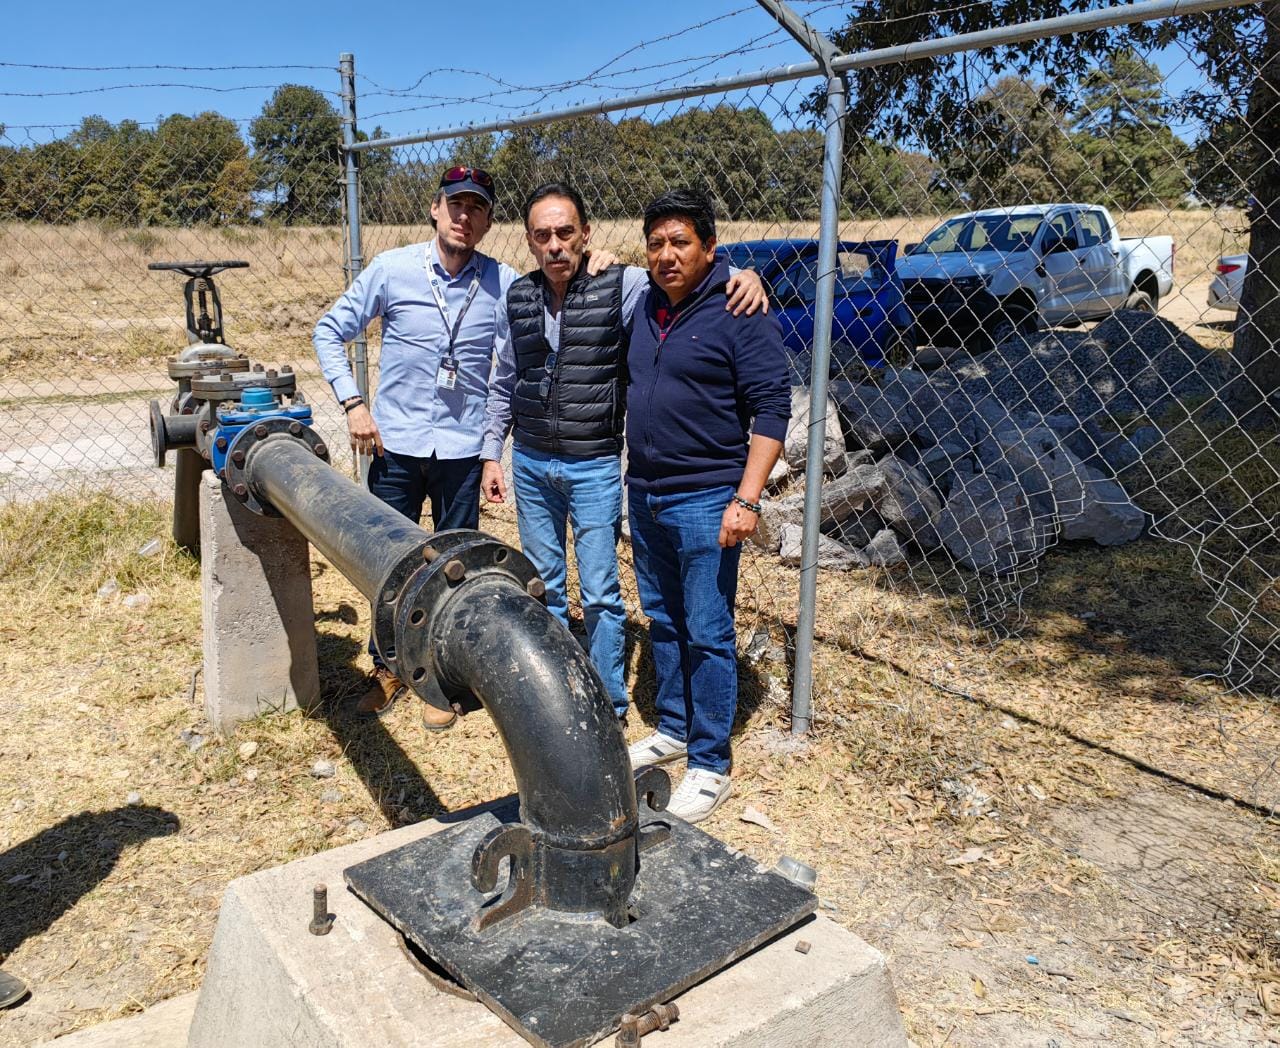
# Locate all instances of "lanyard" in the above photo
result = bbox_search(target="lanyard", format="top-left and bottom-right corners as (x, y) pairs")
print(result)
(425, 258), (482, 363)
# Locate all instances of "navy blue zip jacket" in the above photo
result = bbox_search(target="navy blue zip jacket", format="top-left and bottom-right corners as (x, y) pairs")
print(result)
(625, 256), (791, 495)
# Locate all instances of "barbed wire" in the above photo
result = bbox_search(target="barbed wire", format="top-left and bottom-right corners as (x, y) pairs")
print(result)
(0, 82), (343, 99)
(0, 61), (336, 72)
(359, 34), (795, 123)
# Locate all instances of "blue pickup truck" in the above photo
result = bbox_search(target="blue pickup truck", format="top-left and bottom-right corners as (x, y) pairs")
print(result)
(721, 239), (914, 378)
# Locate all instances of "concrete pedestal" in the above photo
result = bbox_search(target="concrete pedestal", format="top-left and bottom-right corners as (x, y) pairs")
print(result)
(186, 808), (909, 1048)
(200, 471), (320, 733)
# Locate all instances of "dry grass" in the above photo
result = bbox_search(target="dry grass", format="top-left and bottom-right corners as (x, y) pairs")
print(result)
(0, 492), (1278, 1046)
(0, 209), (1247, 379)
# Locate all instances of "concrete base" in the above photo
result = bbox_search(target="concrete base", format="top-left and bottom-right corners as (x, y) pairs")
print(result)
(187, 806), (908, 1048)
(43, 993), (197, 1047)
(200, 470), (320, 733)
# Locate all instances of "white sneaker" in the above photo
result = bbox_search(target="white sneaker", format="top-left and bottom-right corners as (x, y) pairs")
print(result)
(627, 731), (687, 768)
(667, 768), (731, 824)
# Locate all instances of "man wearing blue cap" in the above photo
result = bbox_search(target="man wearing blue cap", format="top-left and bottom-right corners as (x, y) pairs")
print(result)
(314, 167), (551, 725)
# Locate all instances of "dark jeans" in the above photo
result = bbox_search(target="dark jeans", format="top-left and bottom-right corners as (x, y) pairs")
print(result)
(366, 448), (482, 669)
(628, 484), (741, 774)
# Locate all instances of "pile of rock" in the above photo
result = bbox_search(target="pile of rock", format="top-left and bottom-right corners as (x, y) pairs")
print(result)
(754, 311), (1237, 575)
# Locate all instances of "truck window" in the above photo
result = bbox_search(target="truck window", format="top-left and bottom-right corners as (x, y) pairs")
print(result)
(1044, 212), (1080, 252)
(836, 250), (882, 289)
(774, 260), (818, 304)
(987, 215), (1041, 252)
(1078, 211), (1109, 248)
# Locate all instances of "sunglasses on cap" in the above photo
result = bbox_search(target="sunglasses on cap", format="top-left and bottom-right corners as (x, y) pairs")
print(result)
(440, 166), (494, 189)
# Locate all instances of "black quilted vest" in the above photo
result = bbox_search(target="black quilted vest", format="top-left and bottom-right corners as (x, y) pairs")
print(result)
(507, 263), (627, 457)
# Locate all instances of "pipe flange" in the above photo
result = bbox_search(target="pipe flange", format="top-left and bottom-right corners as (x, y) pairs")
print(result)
(190, 367), (297, 403)
(150, 400), (168, 468)
(167, 351), (250, 382)
(225, 419), (330, 516)
(370, 529), (475, 678)
(392, 535), (541, 714)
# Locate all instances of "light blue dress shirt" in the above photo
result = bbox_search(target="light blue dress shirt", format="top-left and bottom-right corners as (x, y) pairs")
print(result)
(313, 240), (518, 459)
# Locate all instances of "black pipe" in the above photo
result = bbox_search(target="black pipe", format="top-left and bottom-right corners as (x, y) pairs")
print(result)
(172, 447), (203, 554)
(241, 434), (639, 925)
(243, 436), (424, 600)
(432, 577), (637, 923)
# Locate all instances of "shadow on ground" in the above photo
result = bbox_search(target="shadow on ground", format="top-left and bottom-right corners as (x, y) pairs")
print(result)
(0, 805), (178, 958)
(314, 628), (447, 824)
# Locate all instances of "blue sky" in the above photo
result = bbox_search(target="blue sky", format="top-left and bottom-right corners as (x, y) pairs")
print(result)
(1, 1), (1210, 144)
(0, 1), (847, 141)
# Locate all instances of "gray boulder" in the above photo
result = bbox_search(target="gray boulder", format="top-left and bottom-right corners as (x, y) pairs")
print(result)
(863, 527), (907, 567)
(937, 471), (1051, 575)
(826, 507), (888, 549)
(753, 493), (804, 553)
(782, 386), (845, 474)
(987, 425), (1088, 522)
(778, 523), (868, 570)
(830, 379), (921, 452)
(753, 463), (886, 552)
(1060, 469), (1146, 546)
(873, 455), (942, 550)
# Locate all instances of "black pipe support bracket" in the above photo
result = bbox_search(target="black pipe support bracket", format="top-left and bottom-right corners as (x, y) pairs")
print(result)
(228, 422), (330, 516)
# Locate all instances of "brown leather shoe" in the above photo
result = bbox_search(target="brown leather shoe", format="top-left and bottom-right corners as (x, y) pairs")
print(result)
(355, 667), (406, 719)
(421, 700), (457, 732)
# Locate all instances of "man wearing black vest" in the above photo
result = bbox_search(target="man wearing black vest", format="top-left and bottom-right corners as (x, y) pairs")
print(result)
(480, 183), (766, 719)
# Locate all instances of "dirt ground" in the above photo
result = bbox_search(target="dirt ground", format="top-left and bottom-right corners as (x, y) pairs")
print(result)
(0, 490), (1277, 1047)
(0, 207), (1275, 1045)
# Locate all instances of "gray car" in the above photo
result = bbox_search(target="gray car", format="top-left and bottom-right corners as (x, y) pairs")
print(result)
(1208, 253), (1247, 312)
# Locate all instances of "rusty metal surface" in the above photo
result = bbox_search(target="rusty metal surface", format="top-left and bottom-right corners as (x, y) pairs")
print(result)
(345, 795), (817, 1048)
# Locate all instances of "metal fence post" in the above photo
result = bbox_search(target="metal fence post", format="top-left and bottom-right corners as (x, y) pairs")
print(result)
(790, 71), (848, 735)
(754, 0), (848, 736)
(339, 52), (369, 482)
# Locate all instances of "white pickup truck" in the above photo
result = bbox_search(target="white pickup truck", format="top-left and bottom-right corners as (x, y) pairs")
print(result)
(896, 203), (1175, 349)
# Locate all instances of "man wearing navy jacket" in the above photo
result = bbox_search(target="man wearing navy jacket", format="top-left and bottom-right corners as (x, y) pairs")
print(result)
(625, 188), (790, 823)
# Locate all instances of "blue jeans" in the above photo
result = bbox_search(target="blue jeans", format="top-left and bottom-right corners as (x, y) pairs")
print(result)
(366, 448), (481, 669)
(628, 485), (741, 774)
(512, 445), (628, 715)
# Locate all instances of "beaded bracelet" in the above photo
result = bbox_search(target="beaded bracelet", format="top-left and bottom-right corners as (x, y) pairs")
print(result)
(731, 493), (762, 515)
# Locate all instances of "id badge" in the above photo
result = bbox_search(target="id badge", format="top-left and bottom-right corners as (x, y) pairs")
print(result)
(437, 358), (458, 391)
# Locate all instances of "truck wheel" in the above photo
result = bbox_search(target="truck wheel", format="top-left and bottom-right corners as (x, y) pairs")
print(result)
(1124, 290), (1156, 314)
(987, 307), (1039, 349)
(885, 325), (916, 368)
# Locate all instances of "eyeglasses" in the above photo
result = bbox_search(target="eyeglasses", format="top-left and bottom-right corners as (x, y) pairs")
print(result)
(440, 166), (494, 189)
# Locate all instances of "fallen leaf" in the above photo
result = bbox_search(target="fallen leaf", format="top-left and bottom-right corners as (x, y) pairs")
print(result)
(945, 847), (988, 866)
(740, 805), (777, 831)
(1261, 983), (1280, 1017)
(971, 976), (987, 999)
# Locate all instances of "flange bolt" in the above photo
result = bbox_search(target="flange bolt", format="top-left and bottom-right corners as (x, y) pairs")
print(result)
(309, 883), (334, 936)
(444, 560), (466, 583)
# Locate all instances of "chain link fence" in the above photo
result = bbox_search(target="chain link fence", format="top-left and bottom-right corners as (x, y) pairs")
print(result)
(356, 0), (1278, 808)
(0, 103), (360, 495)
(0, 2), (1276, 809)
